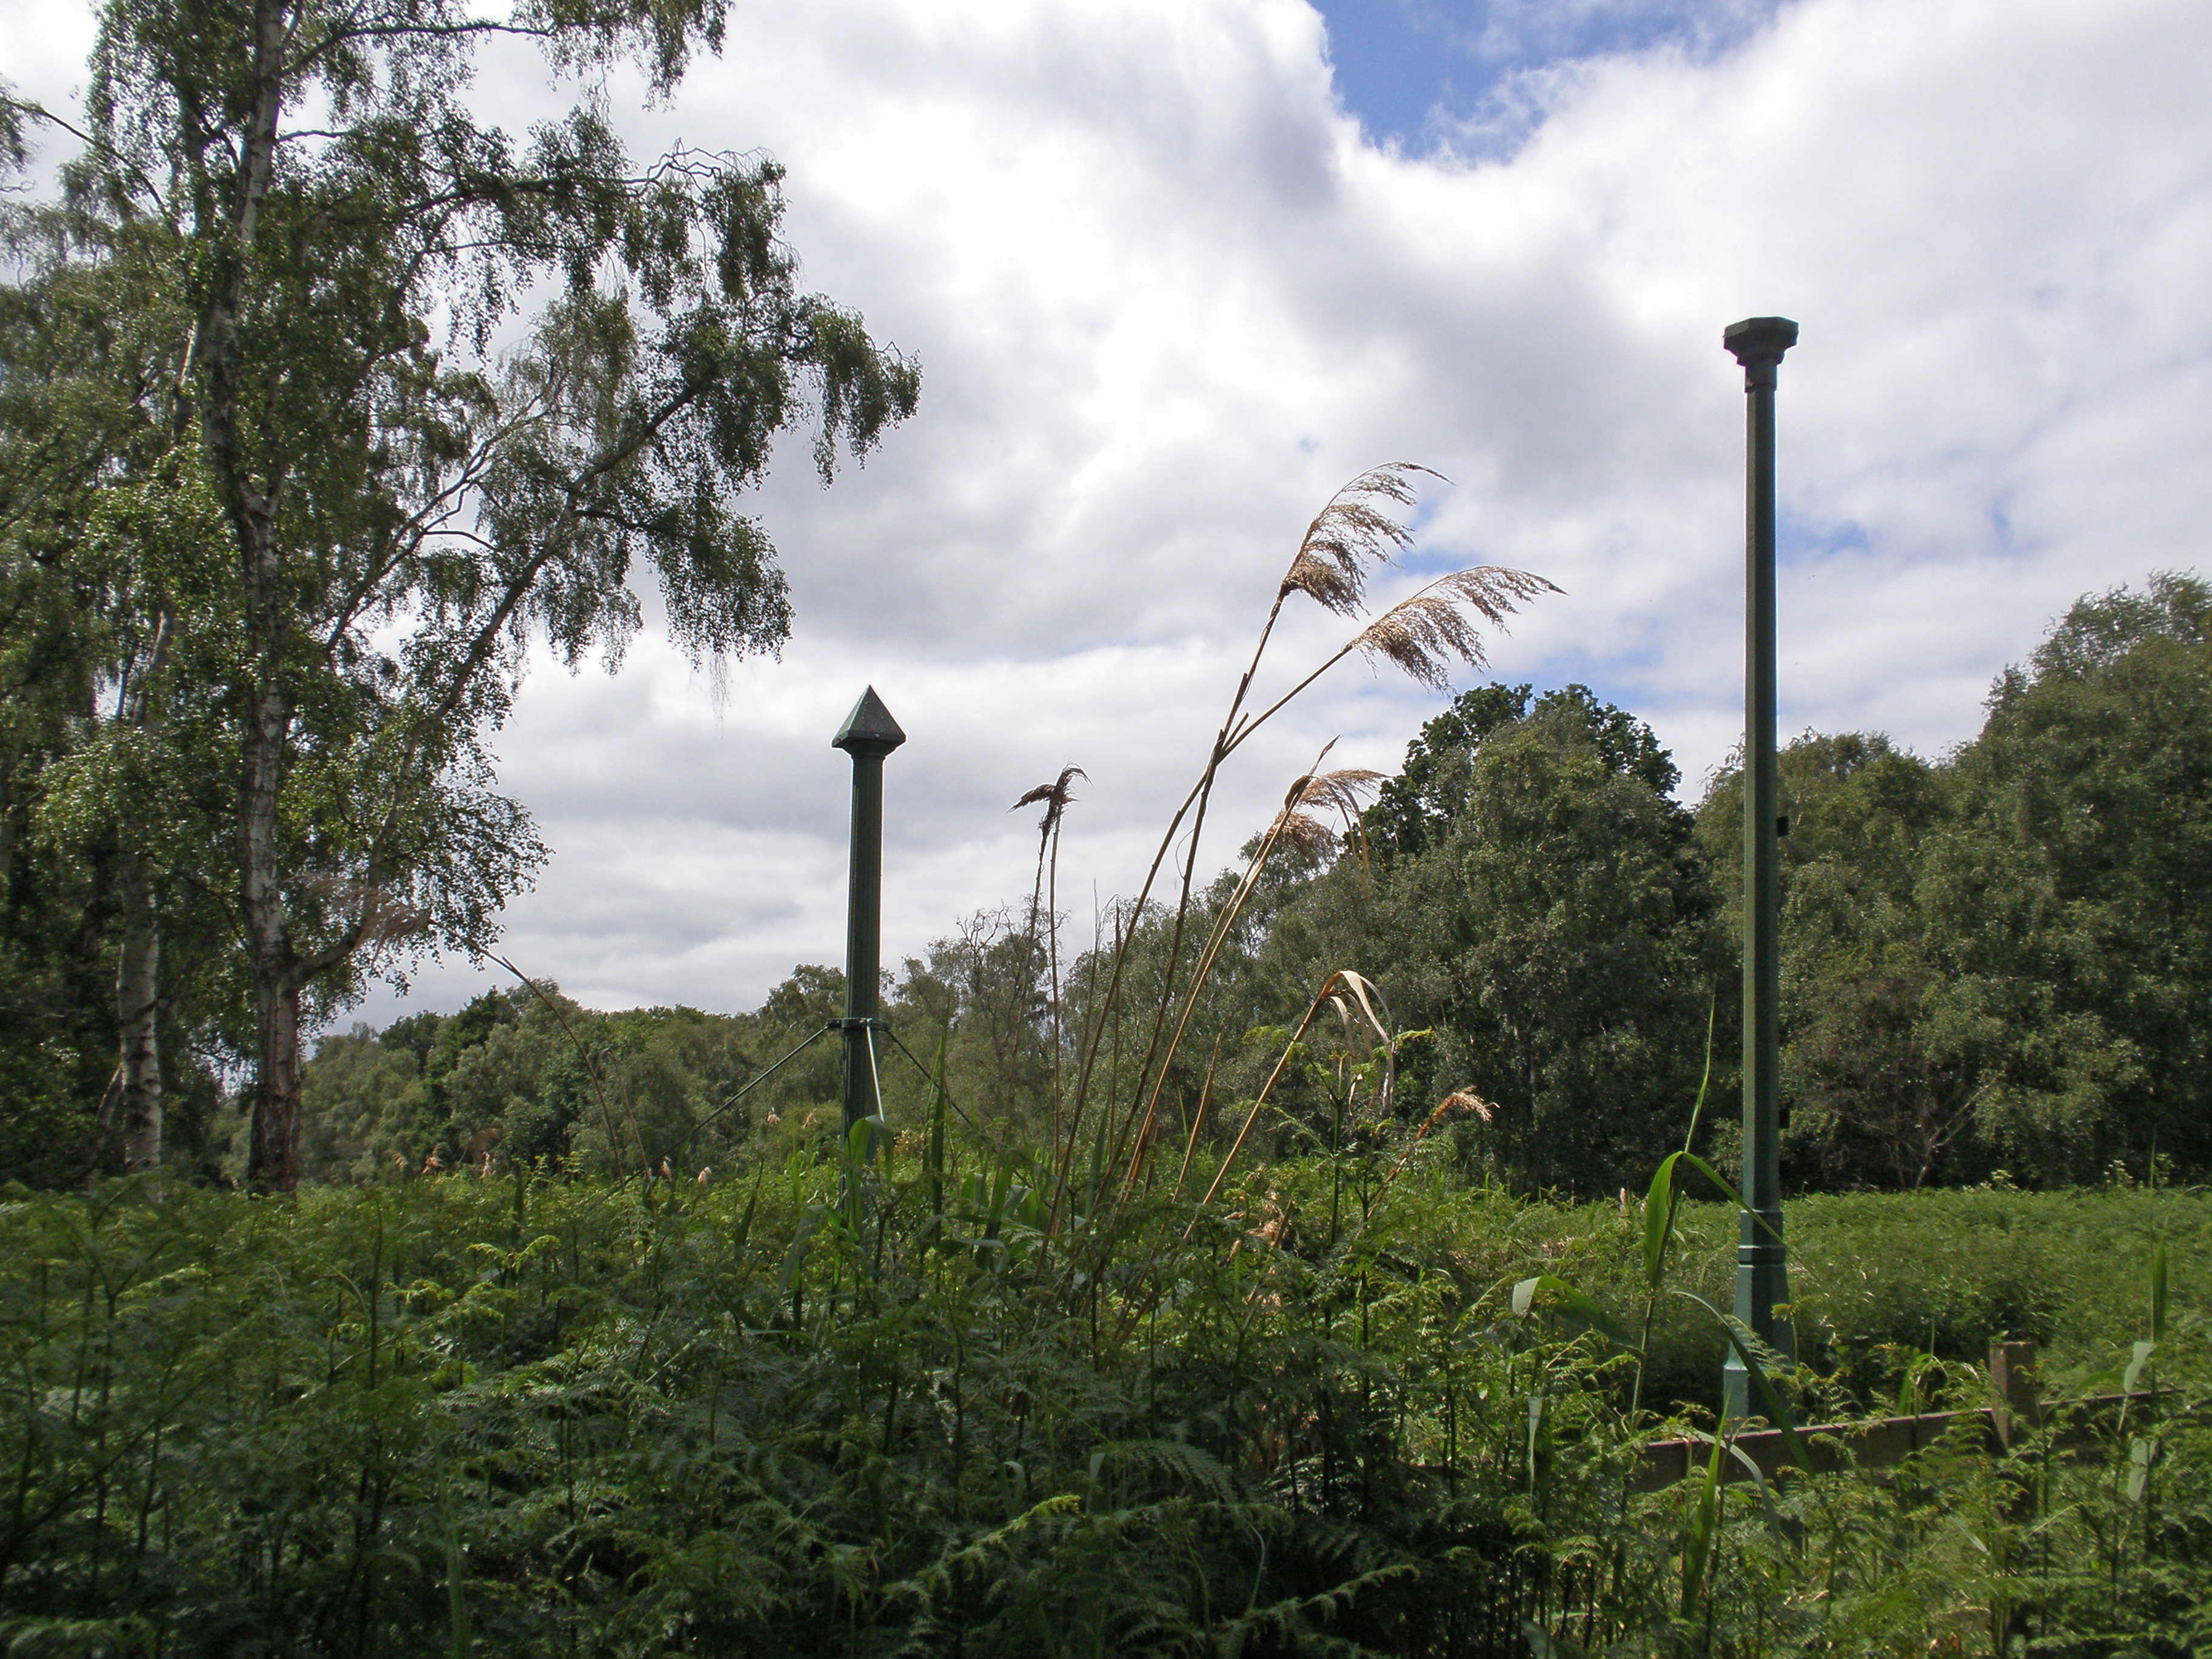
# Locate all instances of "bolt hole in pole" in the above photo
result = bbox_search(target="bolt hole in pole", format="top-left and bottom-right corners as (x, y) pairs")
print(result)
(833, 688), (907, 1149)
(1722, 317), (1797, 1421)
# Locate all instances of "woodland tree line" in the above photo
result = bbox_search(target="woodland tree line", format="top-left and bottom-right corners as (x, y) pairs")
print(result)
(38, 568), (2185, 1201)
(7, 7), (2209, 1655)
(0, 0), (918, 1193)
(1, 0), (2204, 1200)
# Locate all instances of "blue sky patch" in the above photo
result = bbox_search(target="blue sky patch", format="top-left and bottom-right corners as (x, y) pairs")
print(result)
(1310, 0), (1788, 156)
(1777, 513), (1872, 565)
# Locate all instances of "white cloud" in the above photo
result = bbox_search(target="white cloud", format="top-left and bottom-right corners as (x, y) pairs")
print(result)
(11, 0), (2209, 1022)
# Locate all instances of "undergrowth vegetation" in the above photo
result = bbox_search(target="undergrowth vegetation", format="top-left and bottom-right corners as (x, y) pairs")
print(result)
(8, 469), (2208, 1657)
(3, 1156), (2202, 1657)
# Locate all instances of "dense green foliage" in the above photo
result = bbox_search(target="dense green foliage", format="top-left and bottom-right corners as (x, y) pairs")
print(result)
(1264, 686), (1723, 1195)
(1695, 574), (2212, 1190)
(1235, 575), (2210, 1196)
(7, 7), (2202, 1641)
(0, 0), (918, 1188)
(3, 1162), (2202, 1656)
(7, 483), (2209, 1652)
(147, 574), (2194, 1203)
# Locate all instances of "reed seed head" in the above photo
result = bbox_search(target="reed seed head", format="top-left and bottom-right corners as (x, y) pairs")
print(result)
(1285, 767), (1385, 819)
(1436, 1088), (1496, 1125)
(1355, 566), (1560, 691)
(1265, 768), (1386, 863)
(1011, 765), (1088, 837)
(1278, 463), (1444, 617)
(1264, 809), (1339, 860)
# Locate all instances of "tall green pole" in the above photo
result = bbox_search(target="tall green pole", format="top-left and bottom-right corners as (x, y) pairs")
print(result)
(833, 686), (906, 1138)
(1722, 316), (1797, 1419)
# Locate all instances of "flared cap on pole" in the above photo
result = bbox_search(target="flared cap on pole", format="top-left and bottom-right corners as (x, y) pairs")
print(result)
(1724, 317), (1798, 384)
(832, 686), (907, 757)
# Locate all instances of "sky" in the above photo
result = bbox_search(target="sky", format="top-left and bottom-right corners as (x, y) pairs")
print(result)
(5, 0), (2208, 1028)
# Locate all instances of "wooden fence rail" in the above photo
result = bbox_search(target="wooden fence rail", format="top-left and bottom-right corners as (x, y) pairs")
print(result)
(1632, 1341), (2180, 1491)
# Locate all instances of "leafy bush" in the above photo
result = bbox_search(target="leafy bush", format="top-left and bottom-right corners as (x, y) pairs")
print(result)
(1510, 1184), (2207, 1415)
(2, 1162), (2201, 1657)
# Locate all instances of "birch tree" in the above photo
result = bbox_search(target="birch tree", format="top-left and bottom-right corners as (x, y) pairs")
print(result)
(5, 0), (917, 1188)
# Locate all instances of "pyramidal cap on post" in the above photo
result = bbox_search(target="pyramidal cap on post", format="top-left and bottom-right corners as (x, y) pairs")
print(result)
(833, 686), (907, 757)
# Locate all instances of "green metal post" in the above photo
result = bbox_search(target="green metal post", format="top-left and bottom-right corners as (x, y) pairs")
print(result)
(833, 686), (906, 1139)
(1722, 317), (1797, 1419)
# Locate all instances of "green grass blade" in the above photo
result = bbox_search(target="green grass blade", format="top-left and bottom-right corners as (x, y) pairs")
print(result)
(1681, 1432), (1722, 1617)
(986, 1155), (1016, 1241)
(928, 1032), (948, 1221)
(780, 1211), (820, 1294)
(732, 1181), (759, 1262)
(2151, 1236), (2168, 1344)
(1672, 1151), (1787, 1248)
(1513, 1273), (1635, 1349)
(1672, 1290), (1811, 1473)
(2123, 1338), (2157, 1396)
(1087, 1109), (1110, 1209)
(1642, 1153), (1680, 1294)
(1683, 990), (1717, 1156)
(445, 1519), (472, 1659)
(1679, 1427), (1794, 1551)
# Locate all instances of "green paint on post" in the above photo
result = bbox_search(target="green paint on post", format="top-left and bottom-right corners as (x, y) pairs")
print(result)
(833, 686), (906, 1141)
(1721, 316), (1798, 1419)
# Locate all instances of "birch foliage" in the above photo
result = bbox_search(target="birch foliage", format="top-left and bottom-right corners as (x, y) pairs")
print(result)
(3, 0), (919, 1186)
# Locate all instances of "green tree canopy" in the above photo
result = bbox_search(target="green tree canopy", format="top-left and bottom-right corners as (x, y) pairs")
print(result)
(1697, 732), (1959, 1187)
(1918, 572), (2212, 1179)
(1364, 682), (1679, 862)
(3, 0), (919, 1186)
(1694, 574), (2212, 1189)
(1270, 685), (1720, 1193)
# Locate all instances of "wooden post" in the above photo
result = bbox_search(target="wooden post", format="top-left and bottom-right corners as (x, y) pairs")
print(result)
(1989, 1340), (2040, 1449)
